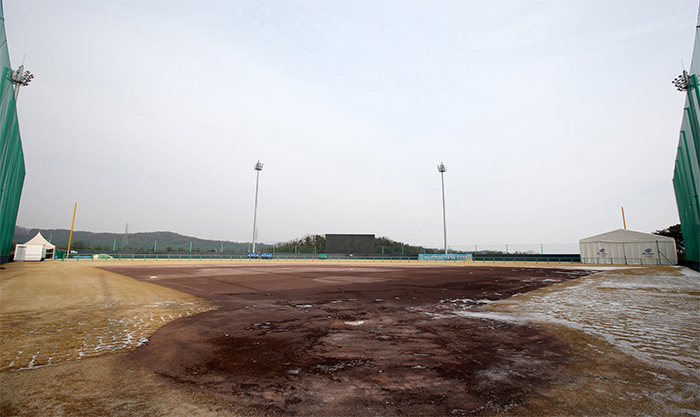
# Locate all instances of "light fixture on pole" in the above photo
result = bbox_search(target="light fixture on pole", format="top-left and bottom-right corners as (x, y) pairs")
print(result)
(672, 70), (689, 92)
(11, 65), (34, 101)
(437, 161), (447, 255)
(251, 160), (264, 253)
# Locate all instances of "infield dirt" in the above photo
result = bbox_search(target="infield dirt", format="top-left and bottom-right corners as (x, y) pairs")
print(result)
(106, 263), (592, 416)
(1, 260), (698, 416)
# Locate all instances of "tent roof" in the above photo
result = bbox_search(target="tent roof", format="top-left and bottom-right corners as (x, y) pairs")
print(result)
(579, 229), (675, 244)
(23, 232), (56, 249)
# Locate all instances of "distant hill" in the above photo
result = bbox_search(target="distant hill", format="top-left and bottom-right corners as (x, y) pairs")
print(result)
(14, 227), (450, 255)
(13, 226), (264, 253)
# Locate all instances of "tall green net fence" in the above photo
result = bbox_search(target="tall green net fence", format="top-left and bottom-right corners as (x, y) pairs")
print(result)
(0, 6), (26, 264)
(673, 19), (700, 267)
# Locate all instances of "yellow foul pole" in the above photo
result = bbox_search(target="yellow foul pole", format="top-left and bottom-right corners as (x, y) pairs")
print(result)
(621, 206), (626, 229)
(66, 203), (77, 258)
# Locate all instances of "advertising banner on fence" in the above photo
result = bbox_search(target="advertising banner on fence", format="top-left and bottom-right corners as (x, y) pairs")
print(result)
(418, 254), (472, 261)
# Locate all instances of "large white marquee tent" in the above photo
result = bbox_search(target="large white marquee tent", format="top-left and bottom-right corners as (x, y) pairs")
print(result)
(579, 229), (677, 265)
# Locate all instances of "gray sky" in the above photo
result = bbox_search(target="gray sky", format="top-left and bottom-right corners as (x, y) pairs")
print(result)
(5, 0), (697, 249)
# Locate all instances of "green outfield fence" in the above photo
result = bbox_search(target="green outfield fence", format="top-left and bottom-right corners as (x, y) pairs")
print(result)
(0, 8), (25, 265)
(674, 19), (700, 271)
(60, 252), (582, 264)
(59, 252), (677, 265)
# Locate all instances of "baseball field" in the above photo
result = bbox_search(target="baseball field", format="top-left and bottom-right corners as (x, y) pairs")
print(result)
(1, 259), (698, 416)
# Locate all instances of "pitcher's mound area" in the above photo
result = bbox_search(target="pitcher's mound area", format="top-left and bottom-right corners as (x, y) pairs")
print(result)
(102, 264), (592, 416)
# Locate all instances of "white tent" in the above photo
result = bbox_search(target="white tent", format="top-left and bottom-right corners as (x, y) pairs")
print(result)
(579, 229), (677, 265)
(14, 232), (56, 261)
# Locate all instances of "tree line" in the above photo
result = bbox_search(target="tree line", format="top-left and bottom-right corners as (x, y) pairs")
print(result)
(272, 234), (455, 255)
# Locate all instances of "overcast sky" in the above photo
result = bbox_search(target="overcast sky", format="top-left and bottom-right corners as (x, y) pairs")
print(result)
(4, 0), (698, 249)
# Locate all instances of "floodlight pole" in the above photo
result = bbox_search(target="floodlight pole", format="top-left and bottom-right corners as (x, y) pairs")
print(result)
(11, 65), (34, 101)
(251, 160), (264, 253)
(438, 162), (447, 255)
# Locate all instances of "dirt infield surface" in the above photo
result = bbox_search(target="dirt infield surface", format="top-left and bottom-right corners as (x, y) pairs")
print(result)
(99, 264), (592, 416)
(2, 261), (698, 416)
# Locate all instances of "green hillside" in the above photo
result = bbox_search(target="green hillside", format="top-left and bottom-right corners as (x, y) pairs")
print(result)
(14, 227), (449, 254)
(13, 227), (266, 253)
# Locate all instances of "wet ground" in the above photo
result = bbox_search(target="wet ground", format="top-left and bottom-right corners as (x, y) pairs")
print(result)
(491, 266), (700, 416)
(102, 264), (593, 416)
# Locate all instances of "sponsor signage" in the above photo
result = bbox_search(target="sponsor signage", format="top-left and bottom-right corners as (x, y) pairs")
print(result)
(247, 253), (272, 259)
(418, 254), (472, 261)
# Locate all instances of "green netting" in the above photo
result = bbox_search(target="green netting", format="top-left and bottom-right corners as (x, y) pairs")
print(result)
(0, 7), (26, 263)
(673, 23), (700, 265)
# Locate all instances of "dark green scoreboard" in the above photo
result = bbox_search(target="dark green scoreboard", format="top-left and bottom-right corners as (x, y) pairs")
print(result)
(325, 234), (375, 255)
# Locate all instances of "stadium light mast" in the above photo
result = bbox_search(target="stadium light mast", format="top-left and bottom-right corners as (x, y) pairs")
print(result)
(438, 161), (448, 255)
(251, 160), (264, 253)
(11, 64), (34, 101)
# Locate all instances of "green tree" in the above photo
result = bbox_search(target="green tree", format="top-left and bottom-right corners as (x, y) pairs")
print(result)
(274, 234), (325, 253)
(654, 224), (684, 260)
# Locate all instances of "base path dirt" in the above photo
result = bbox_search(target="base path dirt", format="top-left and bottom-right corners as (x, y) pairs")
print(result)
(100, 263), (593, 416)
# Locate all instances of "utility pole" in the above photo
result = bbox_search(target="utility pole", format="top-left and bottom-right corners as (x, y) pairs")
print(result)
(252, 160), (264, 253)
(122, 222), (128, 248)
(438, 162), (448, 255)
